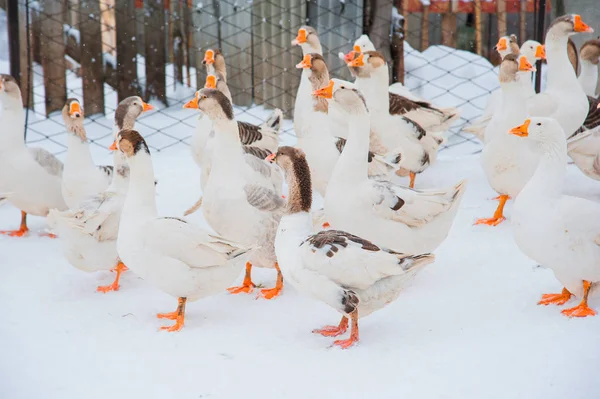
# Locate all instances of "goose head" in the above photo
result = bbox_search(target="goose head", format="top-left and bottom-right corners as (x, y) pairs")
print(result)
(499, 54), (536, 83)
(509, 117), (565, 153)
(580, 38), (600, 65)
(185, 88), (234, 122)
(296, 53), (330, 89)
(495, 34), (520, 58)
(114, 129), (150, 158)
(313, 78), (368, 116)
(266, 146), (312, 213)
(114, 96), (153, 131)
(62, 98), (87, 141)
(204, 73), (232, 102)
(354, 34), (376, 53)
(520, 40), (546, 62)
(346, 51), (386, 79)
(0, 74), (23, 110)
(291, 26), (321, 55)
(547, 14), (593, 38)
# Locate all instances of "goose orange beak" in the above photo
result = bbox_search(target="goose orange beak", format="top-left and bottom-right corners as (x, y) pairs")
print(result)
(183, 93), (199, 109)
(293, 28), (307, 45)
(519, 56), (536, 72)
(203, 49), (215, 65)
(573, 15), (594, 33)
(205, 75), (217, 89)
(265, 153), (276, 163)
(142, 102), (153, 112)
(495, 37), (508, 52)
(109, 141), (118, 151)
(347, 53), (364, 67)
(69, 101), (82, 117)
(313, 80), (334, 99)
(296, 54), (312, 69)
(535, 44), (546, 60)
(343, 45), (362, 63)
(509, 119), (530, 137)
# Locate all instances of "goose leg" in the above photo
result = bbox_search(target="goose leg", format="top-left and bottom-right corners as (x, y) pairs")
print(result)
(313, 316), (348, 337)
(0, 211), (29, 237)
(474, 194), (509, 226)
(258, 263), (283, 299)
(538, 287), (572, 306)
(561, 281), (597, 318)
(333, 310), (359, 349)
(97, 262), (127, 293)
(227, 262), (256, 294)
(158, 297), (187, 331)
(409, 172), (416, 189)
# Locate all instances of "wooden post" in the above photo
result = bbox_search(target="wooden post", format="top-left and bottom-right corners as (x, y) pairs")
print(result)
(441, 1), (457, 47)
(519, 0), (526, 46)
(497, 0), (507, 40)
(115, 0), (139, 101)
(183, 0), (192, 88)
(474, 0), (482, 56)
(252, 0), (267, 106)
(30, 4), (42, 64)
(17, 1), (33, 109)
(144, 0), (167, 105)
(79, 0), (104, 115)
(421, 6), (429, 51)
(40, 0), (67, 115)
(391, 0), (405, 84)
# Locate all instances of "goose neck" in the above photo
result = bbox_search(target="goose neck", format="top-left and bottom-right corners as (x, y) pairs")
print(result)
(122, 152), (157, 218)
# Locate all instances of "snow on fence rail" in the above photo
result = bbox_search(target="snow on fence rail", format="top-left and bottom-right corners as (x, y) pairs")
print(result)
(2, 0), (550, 157)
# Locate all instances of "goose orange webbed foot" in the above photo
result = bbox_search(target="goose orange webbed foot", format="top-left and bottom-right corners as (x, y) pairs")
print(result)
(538, 288), (572, 306)
(0, 227), (29, 237)
(158, 297), (187, 332)
(474, 216), (505, 226)
(313, 316), (348, 337)
(97, 262), (127, 293)
(257, 263), (283, 300)
(228, 262), (255, 294)
(561, 304), (597, 318)
(475, 194), (509, 226)
(330, 311), (359, 349)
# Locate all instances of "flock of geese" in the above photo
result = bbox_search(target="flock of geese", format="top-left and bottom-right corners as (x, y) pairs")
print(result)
(0, 14), (600, 349)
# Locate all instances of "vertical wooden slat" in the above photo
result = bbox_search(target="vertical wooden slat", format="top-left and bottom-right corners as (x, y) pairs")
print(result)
(183, 0), (192, 87)
(362, 0), (391, 79)
(263, 1), (274, 109)
(286, 0), (304, 118)
(281, 0), (293, 115)
(441, 1), (457, 47)
(79, 0), (105, 115)
(474, 0), (482, 55)
(115, 0), (140, 101)
(519, 0), (527, 45)
(252, 0), (265, 106)
(40, 0), (66, 115)
(420, 6), (429, 51)
(31, 4), (42, 64)
(497, 0), (507, 40)
(272, 3), (284, 110)
(391, 0), (405, 84)
(18, 1), (33, 109)
(144, 0), (167, 105)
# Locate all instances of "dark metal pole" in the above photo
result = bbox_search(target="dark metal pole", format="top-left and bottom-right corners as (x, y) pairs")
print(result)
(534, 0), (547, 93)
(7, 0), (21, 85)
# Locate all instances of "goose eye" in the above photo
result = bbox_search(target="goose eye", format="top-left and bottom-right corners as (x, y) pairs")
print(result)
(536, 123), (541, 126)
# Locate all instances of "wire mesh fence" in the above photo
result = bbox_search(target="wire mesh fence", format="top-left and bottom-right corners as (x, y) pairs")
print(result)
(2, 0), (553, 158)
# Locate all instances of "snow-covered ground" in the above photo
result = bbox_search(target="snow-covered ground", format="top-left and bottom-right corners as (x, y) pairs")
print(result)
(2, 148), (600, 399)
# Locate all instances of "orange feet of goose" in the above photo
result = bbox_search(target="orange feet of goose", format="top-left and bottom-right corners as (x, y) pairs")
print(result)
(97, 262), (127, 293)
(1, 211), (29, 237)
(258, 263), (284, 300)
(561, 281), (597, 318)
(332, 310), (359, 349)
(538, 288), (572, 306)
(409, 172), (416, 189)
(475, 194), (509, 226)
(227, 262), (256, 294)
(157, 297), (187, 331)
(313, 316), (348, 337)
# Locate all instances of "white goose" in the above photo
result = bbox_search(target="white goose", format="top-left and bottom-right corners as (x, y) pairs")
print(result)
(477, 54), (537, 226)
(45, 96), (153, 292)
(346, 51), (443, 188)
(294, 53), (395, 199)
(510, 117), (600, 318)
(115, 129), (250, 331)
(316, 79), (466, 254)
(578, 38), (600, 97)
(267, 146), (435, 348)
(61, 99), (113, 210)
(292, 26), (323, 134)
(0, 74), (66, 237)
(527, 15), (593, 137)
(195, 88), (284, 299)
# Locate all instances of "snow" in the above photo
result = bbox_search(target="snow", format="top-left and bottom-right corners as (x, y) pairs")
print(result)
(2, 151), (600, 399)
(64, 24), (81, 45)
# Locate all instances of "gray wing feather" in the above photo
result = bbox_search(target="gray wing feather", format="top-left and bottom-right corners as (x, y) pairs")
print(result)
(243, 154), (273, 178)
(244, 184), (285, 212)
(29, 147), (64, 177)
